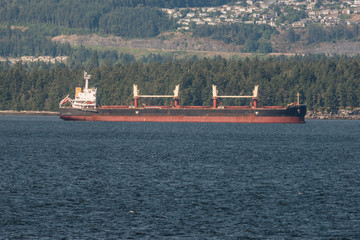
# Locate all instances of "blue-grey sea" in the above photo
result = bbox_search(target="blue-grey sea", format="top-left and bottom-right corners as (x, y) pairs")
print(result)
(0, 116), (360, 239)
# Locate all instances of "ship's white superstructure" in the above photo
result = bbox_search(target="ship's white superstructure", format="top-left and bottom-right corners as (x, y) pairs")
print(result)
(59, 71), (97, 109)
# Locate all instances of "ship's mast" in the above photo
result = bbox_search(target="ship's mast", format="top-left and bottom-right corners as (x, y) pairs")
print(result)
(297, 92), (300, 105)
(84, 71), (91, 90)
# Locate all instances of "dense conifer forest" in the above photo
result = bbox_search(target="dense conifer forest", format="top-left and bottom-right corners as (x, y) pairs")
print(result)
(1, 0), (235, 11)
(193, 24), (277, 53)
(1, 56), (359, 111)
(1, 1), (360, 113)
(1, 5), (174, 38)
(0, 0), (234, 39)
(0, 27), (73, 57)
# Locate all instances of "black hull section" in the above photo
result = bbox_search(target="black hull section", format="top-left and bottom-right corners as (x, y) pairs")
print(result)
(60, 105), (306, 123)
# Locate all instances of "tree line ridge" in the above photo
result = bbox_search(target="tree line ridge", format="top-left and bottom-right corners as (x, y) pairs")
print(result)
(0, 56), (359, 112)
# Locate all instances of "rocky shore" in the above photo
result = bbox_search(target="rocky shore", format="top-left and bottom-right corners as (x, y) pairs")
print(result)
(306, 108), (360, 120)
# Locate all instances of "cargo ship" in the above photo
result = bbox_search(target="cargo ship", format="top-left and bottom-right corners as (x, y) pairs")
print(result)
(59, 72), (306, 123)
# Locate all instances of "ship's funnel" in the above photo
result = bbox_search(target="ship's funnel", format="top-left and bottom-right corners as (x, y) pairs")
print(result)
(75, 87), (82, 97)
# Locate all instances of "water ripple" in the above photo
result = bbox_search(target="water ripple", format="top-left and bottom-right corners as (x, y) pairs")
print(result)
(0, 116), (360, 239)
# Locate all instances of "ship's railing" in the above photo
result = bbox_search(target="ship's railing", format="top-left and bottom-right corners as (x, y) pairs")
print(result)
(222, 106), (253, 109)
(262, 106), (286, 109)
(180, 106), (212, 109)
(99, 105), (129, 109)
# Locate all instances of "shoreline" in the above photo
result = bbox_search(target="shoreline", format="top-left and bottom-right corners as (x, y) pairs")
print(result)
(1, 109), (360, 120)
(0, 110), (59, 116)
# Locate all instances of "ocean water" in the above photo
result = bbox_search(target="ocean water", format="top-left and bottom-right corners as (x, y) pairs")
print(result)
(0, 116), (360, 239)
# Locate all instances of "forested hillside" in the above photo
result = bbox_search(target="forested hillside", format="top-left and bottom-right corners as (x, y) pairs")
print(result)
(1, 56), (359, 111)
(193, 24), (277, 53)
(0, 0), (234, 37)
(1, 0), (235, 10)
(0, 0), (180, 61)
(1, 5), (174, 38)
(3, 0), (360, 57)
(1, 1), (359, 114)
(0, 27), (73, 57)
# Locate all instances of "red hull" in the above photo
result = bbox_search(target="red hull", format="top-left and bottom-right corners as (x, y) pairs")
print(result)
(60, 115), (305, 123)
